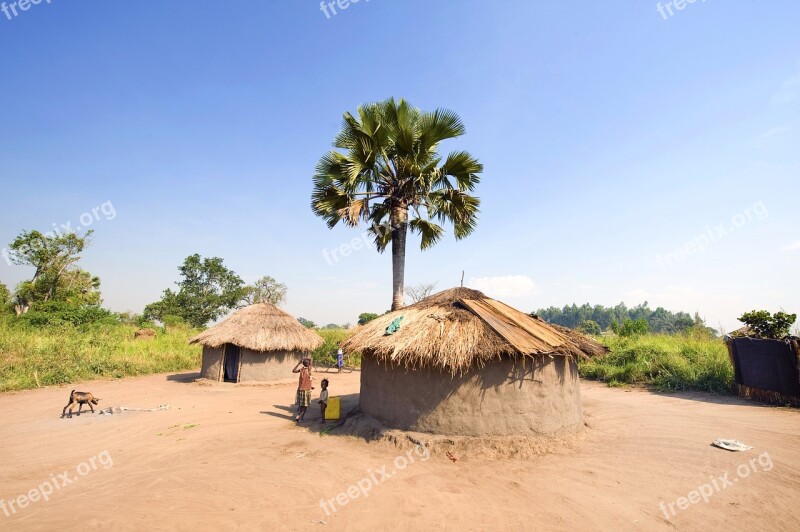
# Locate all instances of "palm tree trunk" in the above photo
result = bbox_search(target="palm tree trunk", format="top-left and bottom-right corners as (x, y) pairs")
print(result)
(390, 205), (408, 311)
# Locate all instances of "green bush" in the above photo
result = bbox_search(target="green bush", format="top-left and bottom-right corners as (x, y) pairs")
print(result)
(15, 302), (117, 327)
(611, 318), (650, 337)
(579, 334), (734, 394)
(577, 319), (602, 335)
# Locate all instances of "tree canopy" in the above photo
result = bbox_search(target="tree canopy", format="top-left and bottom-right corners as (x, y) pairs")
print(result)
(297, 317), (316, 329)
(311, 97), (482, 310)
(358, 312), (379, 325)
(0, 281), (10, 309)
(144, 254), (245, 328)
(738, 310), (796, 339)
(241, 276), (287, 306)
(576, 319), (602, 335)
(535, 302), (697, 334)
(7, 229), (97, 315)
(144, 256), (290, 328)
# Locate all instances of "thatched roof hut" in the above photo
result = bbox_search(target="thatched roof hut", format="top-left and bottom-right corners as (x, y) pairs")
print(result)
(191, 303), (322, 383)
(343, 288), (606, 437)
(344, 287), (606, 373)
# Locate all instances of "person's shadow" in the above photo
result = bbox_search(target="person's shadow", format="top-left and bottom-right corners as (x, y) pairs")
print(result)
(261, 404), (296, 420)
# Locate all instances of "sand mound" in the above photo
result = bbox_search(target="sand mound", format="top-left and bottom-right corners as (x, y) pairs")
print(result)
(336, 411), (587, 460)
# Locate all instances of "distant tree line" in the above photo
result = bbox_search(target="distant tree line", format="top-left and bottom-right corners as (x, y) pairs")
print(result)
(1, 228), (289, 329)
(533, 302), (708, 335)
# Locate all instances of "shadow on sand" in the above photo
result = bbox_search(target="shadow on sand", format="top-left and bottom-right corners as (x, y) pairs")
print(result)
(166, 372), (203, 383)
(648, 387), (797, 409)
(261, 411), (295, 421)
(261, 393), (363, 434)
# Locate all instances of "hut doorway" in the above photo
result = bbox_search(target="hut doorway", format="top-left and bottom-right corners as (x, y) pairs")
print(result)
(223, 344), (240, 382)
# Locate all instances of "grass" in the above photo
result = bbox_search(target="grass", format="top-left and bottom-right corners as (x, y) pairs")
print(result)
(312, 328), (360, 367)
(579, 333), (735, 394)
(1, 316), (733, 396)
(0, 316), (362, 393)
(0, 317), (202, 392)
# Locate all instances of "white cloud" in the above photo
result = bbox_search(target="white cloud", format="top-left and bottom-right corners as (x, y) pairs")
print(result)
(781, 240), (800, 251)
(468, 275), (537, 298)
(772, 69), (800, 106)
(751, 126), (790, 147)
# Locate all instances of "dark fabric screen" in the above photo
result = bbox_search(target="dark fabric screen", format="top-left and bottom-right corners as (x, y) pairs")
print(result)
(729, 338), (800, 396)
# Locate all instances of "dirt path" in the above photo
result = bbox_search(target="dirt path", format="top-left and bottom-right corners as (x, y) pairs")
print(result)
(1, 371), (798, 531)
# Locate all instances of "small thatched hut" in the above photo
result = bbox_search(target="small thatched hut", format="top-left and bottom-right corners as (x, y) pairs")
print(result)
(191, 303), (323, 383)
(343, 288), (607, 437)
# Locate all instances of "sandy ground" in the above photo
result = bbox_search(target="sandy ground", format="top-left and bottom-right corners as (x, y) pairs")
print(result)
(1, 370), (799, 531)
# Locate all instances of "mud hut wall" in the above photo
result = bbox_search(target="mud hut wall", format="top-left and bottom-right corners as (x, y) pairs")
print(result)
(239, 349), (304, 381)
(360, 355), (581, 437)
(200, 346), (224, 381)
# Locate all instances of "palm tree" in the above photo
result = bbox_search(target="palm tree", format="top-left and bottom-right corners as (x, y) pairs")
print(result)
(312, 98), (483, 310)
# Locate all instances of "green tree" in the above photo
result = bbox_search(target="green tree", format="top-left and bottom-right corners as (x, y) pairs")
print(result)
(117, 310), (141, 325)
(241, 276), (287, 306)
(536, 301), (697, 334)
(612, 318), (650, 337)
(0, 281), (10, 315)
(686, 312), (717, 338)
(53, 269), (102, 306)
(577, 319), (602, 335)
(358, 312), (379, 325)
(297, 317), (316, 329)
(312, 98), (483, 310)
(738, 310), (796, 339)
(143, 289), (181, 323)
(7, 229), (93, 314)
(0, 281), (10, 305)
(144, 254), (245, 328)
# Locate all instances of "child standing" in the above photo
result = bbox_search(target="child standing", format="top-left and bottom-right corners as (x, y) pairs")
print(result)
(318, 379), (329, 424)
(336, 343), (344, 373)
(292, 358), (313, 423)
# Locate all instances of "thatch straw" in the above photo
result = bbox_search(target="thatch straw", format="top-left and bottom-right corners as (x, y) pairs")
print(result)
(342, 287), (608, 374)
(190, 303), (323, 353)
(737, 385), (800, 407)
(532, 317), (610, 361)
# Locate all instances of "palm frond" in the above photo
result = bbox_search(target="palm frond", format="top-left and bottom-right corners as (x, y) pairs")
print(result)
(419, 108), (466, 153)
(428, 189), (480, 239)
(409, 218), (445, 250)
(436, 151), (483, 191)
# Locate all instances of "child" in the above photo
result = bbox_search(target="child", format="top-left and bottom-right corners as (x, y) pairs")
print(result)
(292, 358), (313, 423)
(318, 379), (329, 424)
(336, 343), (344, 373)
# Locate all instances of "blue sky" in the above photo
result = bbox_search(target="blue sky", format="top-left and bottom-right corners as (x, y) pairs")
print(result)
(1, 0), (798, 331)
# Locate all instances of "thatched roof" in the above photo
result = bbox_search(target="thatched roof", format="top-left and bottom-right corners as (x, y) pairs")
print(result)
(531, 317), (610, 360)
(190, 303), (323, 353)
(342, 287), (608, 374)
